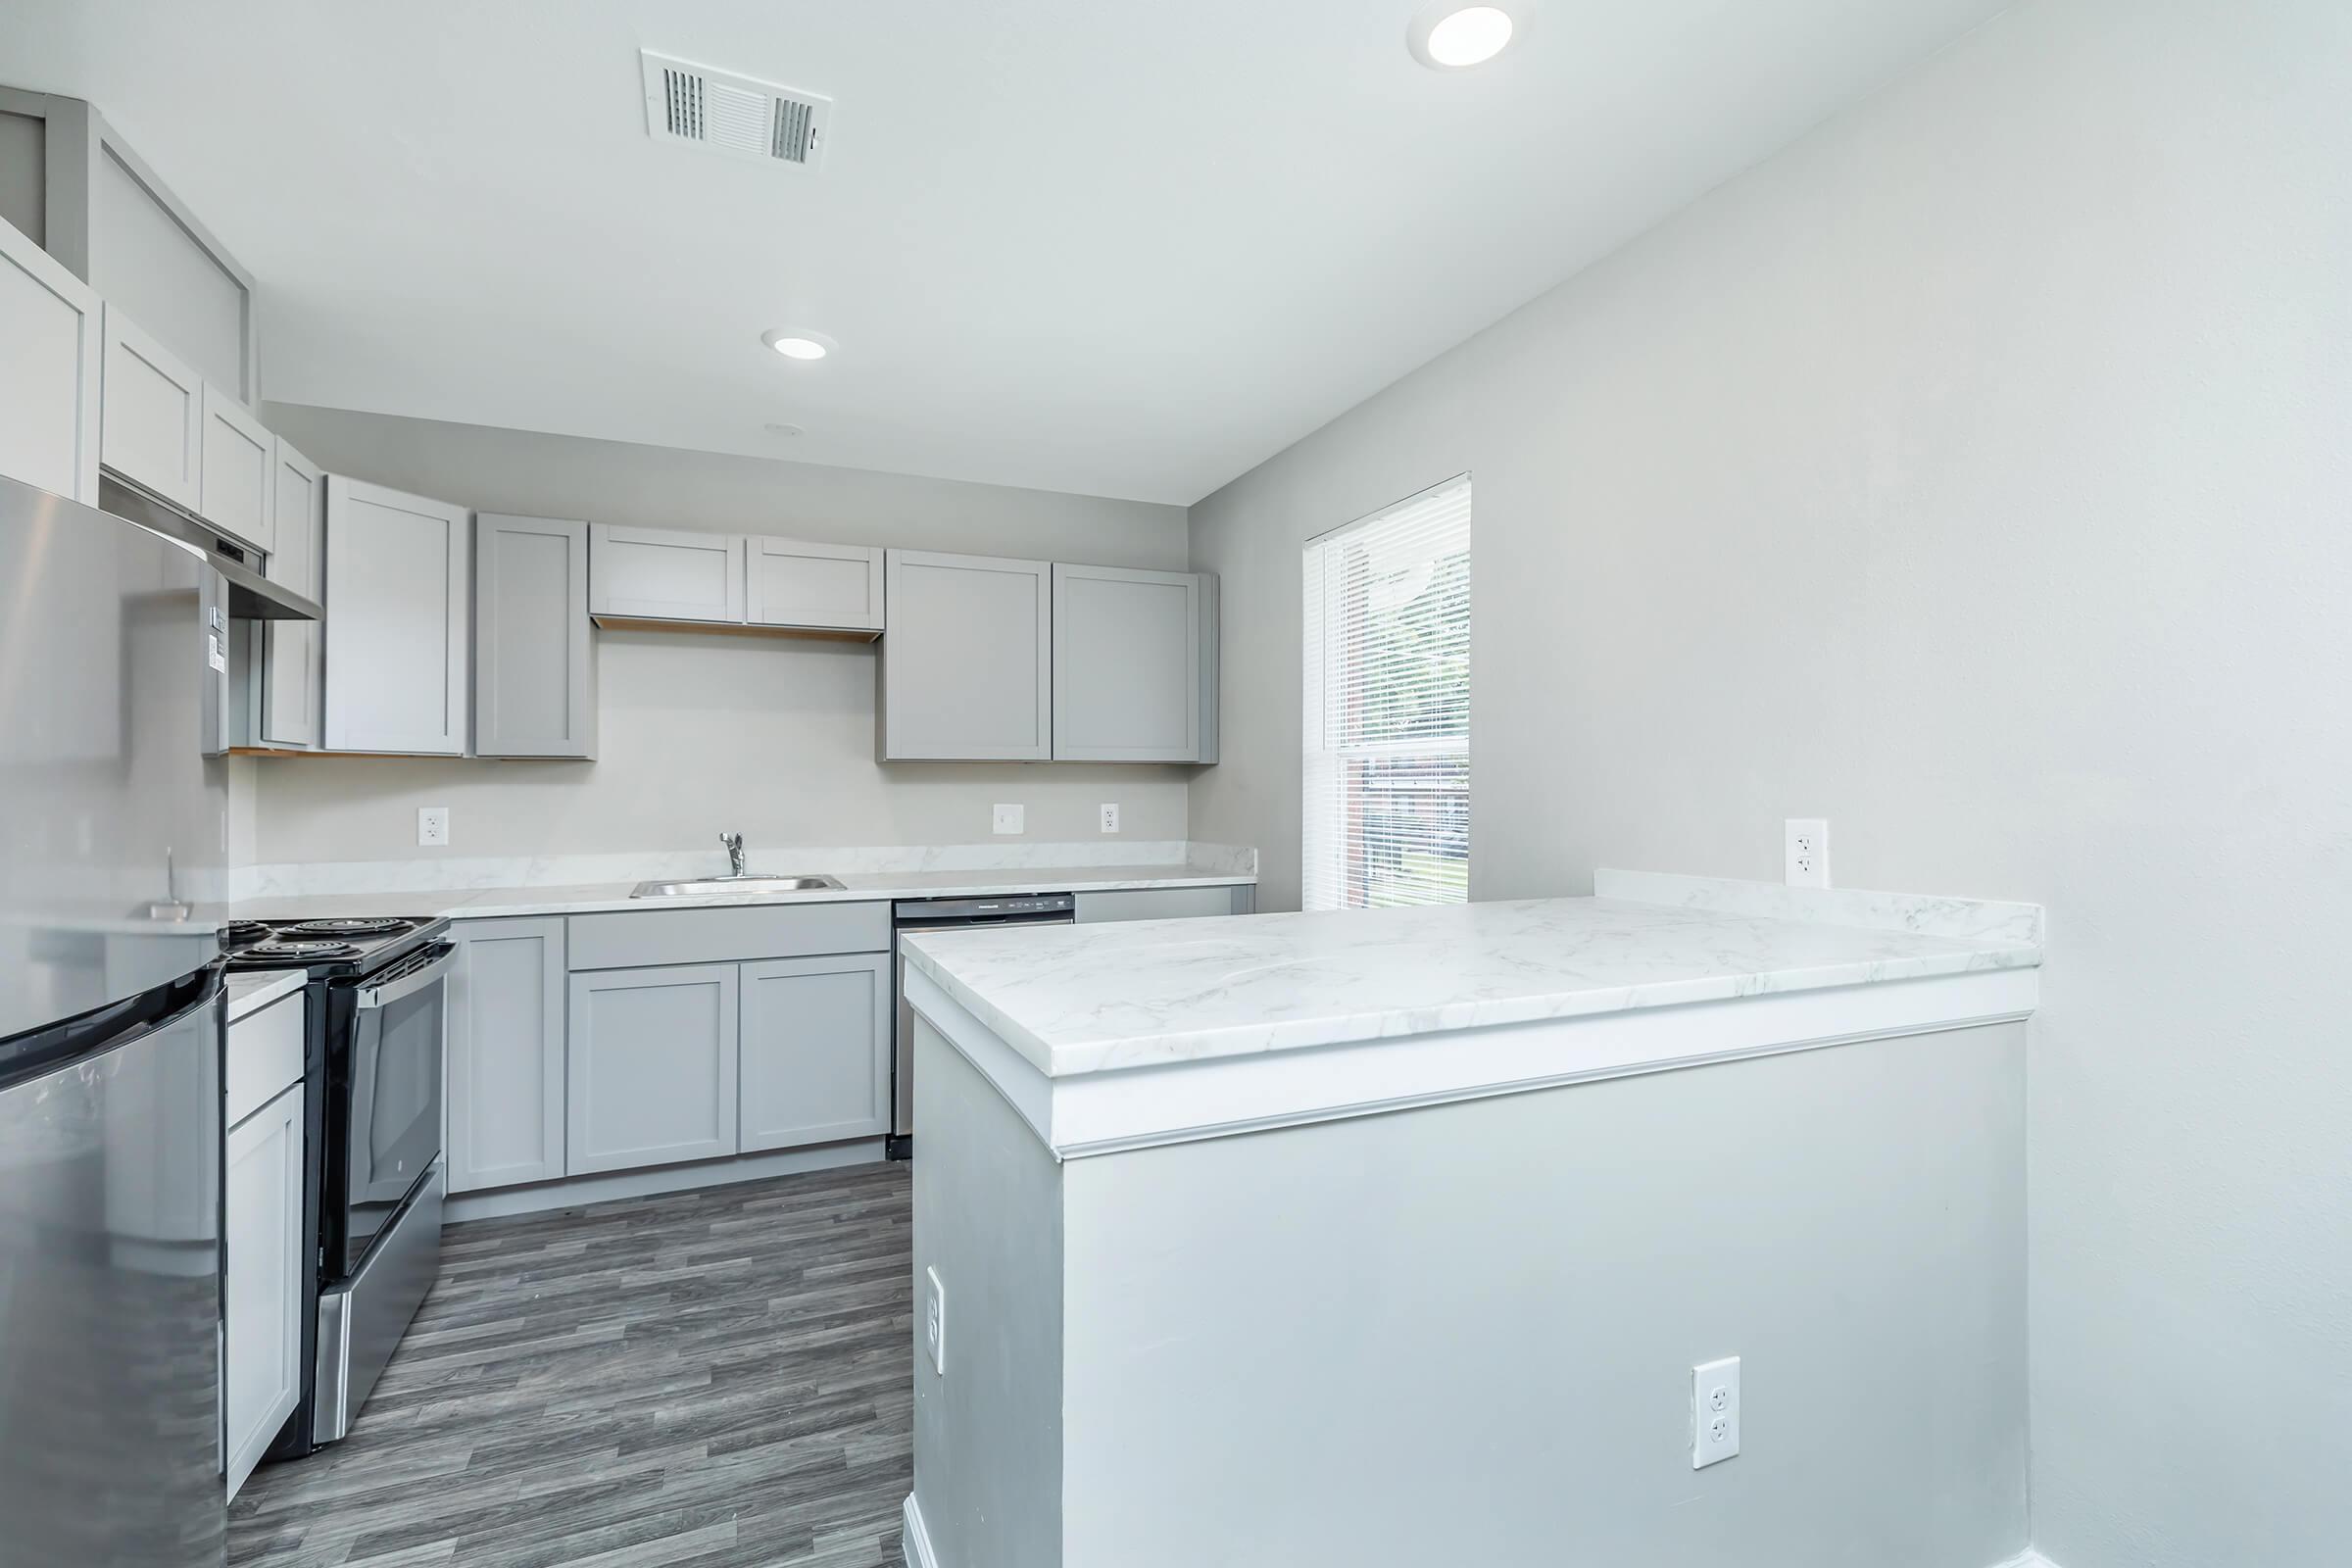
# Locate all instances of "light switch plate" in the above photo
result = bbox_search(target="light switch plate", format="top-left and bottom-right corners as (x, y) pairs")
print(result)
(993, 804), (1024, 835)
(417, 806), (450, 848)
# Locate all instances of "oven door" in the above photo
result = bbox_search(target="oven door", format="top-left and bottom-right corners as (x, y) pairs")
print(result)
(338, 942), (451, 1275)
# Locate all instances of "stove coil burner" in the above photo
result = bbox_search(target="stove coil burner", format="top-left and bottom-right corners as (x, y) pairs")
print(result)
(221, 921), (274, 947)
(246, 939), (362, 960)
(285, 917), (413, 938)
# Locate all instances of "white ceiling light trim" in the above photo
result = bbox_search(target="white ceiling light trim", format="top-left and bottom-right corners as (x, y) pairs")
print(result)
(761, 328), (837, 362)
(1407, 2), (1528, 70)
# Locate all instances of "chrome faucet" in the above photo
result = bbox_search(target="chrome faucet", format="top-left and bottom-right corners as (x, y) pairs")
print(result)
(719, 831), (746, 878)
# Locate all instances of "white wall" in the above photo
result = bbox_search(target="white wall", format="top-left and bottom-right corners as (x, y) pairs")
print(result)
(1186, 2), (2352, 1564)
(251, 406), (1193, 864)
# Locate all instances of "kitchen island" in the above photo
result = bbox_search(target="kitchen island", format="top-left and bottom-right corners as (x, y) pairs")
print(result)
(898, 869), (2044, 1568)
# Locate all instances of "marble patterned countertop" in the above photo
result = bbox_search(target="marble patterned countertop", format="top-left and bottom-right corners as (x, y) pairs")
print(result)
(220, 842), (1257, 922)
(902, 868), (2044, 1081)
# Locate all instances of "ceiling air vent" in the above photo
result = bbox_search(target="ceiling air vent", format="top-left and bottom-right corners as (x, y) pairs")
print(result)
(639, 50), (830, 172)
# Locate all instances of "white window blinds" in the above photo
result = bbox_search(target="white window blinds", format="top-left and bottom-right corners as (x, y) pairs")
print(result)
(1301, 475), (1471, 911)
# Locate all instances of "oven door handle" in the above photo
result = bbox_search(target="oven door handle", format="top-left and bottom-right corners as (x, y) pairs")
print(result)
(355, 943), (457, 1011)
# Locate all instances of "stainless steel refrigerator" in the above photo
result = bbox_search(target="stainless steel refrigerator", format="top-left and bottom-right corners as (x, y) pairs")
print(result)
(0, 474), (231, 1566)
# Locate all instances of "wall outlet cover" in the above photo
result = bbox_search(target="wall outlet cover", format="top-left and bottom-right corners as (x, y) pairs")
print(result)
(1692, 1355), (1741, 1468)
(1100, 803), (1120, 834)
(993, 804), (1025, 835)
(923, 1265), (947, 1376)
(417, 806), (451, 848)
(1784, 817), (1829, 888)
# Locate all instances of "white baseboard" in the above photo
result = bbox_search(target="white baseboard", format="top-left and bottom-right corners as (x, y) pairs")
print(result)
(902, 1494), (937, 1568)
(902, 1497), (2040, 1568)
(443, 1139), (889, 1223)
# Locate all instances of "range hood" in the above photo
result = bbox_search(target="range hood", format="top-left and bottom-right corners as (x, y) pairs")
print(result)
(98, 473), (322, 622)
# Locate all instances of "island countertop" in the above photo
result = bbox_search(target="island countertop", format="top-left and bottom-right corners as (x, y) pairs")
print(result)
(902, 867), (2043, 1081)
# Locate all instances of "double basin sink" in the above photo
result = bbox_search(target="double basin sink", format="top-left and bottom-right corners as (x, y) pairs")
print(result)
(629, 874), (847, 898)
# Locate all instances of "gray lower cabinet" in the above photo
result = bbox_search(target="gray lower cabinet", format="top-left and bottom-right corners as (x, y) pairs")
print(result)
(323, 477), (471, 755)
(739, 953), (892, 1152)
(1052, 564), (1219, 763)
(1074, 885), (1254, 923)
(223, 1079), (303, 1500)
(566, 962), (740, 1174)
(446, 917), (567, 1194)
(475, 514), (597, 759)
(881, 548), (1053, 760)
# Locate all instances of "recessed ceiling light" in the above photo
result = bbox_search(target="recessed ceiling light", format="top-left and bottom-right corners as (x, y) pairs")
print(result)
(1407, 3), (1524, 70)
(761, 328), (837, 361)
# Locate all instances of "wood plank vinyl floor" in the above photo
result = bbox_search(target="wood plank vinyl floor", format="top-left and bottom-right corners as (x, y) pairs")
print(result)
(229, 1163), (913, 1567)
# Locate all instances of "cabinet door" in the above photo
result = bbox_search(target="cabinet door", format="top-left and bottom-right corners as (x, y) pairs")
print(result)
(746, 536), (884, 631)
(257, 438), (324, 749)
(99, 305), (203, 511)
(739, 953), (891, 1152)
(588, 523), (744, 624)
(881, 549), (1053, 760)
(1052, 564), (1212, 762)
(198, 383), (273, 553)
(447, 917), (566, 1193)
(323, 477), (471, 755)
(0, 214), (102, 502)
(566, 963), (739, 1174)
(223, 1082), (303, 1500)
(475, 514), (596, 759)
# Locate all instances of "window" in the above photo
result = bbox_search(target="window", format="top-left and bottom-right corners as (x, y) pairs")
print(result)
(1301, 475), (1471, 910)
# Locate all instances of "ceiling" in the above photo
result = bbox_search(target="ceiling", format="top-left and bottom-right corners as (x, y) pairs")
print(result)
(7, 1), (2010, 504)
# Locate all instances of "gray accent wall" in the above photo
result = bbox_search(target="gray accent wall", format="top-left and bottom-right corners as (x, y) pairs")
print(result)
(1184, 2), (2352, 1564)
(247, 407), (1194, 862)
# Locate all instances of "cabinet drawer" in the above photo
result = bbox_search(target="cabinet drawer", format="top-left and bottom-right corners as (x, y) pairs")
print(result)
(567, 901), (889, 970)
(225, 993), (305, 1128)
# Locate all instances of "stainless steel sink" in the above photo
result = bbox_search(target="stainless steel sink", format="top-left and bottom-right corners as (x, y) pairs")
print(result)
(630, 874), (846, 898)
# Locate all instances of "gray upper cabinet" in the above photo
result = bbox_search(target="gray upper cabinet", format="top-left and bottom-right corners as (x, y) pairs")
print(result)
(475, 514), (596, 760)
(1052, 564), (1218, 763)
(323, 477), (471, 756)
(198, 382), (272, 553)
(257, 438), (324, 749)
(0, 211), (101, 502)
(881, 549), (1053, 760)
(746, 536), (885, 634)
(567, 962), (740, 1174)
(447, 917), (567, 1194)
(99, 304), (203, 511)
(739, 953), (892, 1152)
(589, 523), (744, 625)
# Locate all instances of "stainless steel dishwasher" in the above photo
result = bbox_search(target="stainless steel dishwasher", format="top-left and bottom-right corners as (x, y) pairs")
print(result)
(890, 893), (1075, 1156)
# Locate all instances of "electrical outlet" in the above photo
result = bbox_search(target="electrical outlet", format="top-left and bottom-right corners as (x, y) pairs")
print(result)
(1784, 818), (1829, 888)
(1100, 803), (1120, 834)
(1692, 1355), (1740, 1468)
(992, 804), (1024, 835)
(923, 1265), (948, 1376)
(417, 806), (451, 848)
